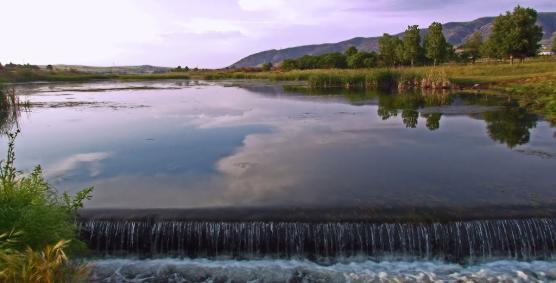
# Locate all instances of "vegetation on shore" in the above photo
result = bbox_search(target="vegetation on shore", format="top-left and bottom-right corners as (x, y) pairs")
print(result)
(0, 64), (191, 83)
(0, 88), (93, 282)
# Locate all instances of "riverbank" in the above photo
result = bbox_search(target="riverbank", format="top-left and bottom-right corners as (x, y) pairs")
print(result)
(1, 58), (555, 121)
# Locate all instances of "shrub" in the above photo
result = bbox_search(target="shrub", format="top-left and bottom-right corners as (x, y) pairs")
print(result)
(0, 131), (93, 253)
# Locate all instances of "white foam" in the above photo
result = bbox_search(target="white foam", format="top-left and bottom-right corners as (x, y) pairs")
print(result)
(87, 258), (556, 282)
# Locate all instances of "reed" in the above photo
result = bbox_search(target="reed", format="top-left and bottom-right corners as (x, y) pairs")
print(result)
(0, 231), (89, 283)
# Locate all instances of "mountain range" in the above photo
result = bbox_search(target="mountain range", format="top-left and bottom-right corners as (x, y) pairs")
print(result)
(231, 12), (556, 68)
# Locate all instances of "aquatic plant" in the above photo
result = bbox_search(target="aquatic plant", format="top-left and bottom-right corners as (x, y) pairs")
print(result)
(0, 85), (28, 134)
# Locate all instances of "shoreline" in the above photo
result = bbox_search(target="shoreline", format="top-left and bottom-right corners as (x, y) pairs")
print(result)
(79, 204), (556, 223)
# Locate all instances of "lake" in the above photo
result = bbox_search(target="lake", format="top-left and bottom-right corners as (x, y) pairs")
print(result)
(5, 80), (556, 281)
(8, 80), (555, 210)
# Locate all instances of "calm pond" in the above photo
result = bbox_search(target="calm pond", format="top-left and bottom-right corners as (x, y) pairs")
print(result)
(5, 80), (555, 211)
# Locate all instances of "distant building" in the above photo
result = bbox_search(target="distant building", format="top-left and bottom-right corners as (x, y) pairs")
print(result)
(538, 45), (554, 56)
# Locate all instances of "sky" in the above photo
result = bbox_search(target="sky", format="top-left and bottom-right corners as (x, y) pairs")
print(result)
(0, 0), (554, 68)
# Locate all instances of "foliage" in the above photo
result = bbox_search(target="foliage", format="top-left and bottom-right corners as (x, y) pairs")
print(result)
(402, 25), (423, 66)
(345, 46), (358, 57)
(261, 62), (273, 71)
(347, 51), (378, 68)
(460, 32), (483, 63)
(424, 22), (448, 66)
(484, 6), (543, 61)
(378, 33), (403, 67)
(0, 231), (89, 283)
(280, 53), (348, 70)
(553, 36), (556, 53)
(0, 131), (93, 252)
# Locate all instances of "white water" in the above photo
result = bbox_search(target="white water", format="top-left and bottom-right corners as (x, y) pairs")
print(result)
(88, 258), (556, 282)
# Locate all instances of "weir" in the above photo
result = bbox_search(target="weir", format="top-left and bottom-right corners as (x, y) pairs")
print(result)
(79, 208), (556, 262)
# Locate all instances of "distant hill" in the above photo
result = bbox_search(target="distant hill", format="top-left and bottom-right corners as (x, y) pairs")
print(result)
(52, 65), (172, 74)
(231, 12), (556, 68)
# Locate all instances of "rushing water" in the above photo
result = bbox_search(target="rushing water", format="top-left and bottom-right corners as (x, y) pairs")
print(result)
(5, 80), (556, 281)
(81, 218), (556, 261)
(88, 258), (556, 282)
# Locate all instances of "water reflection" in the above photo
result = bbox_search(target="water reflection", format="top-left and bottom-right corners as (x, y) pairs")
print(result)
(0, 86), (25, 134)
(2, 81), (555, 209)
(483, 104), (538, 148)
(291, 86), (542, 148)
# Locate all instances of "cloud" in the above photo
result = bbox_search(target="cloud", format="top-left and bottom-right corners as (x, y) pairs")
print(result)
(238, 0), (285, 11)
(46, 152), (110, 178)
(0, 0), (552, 67)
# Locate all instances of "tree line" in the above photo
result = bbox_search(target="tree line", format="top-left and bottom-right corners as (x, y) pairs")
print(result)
(279, 5), (546, 70)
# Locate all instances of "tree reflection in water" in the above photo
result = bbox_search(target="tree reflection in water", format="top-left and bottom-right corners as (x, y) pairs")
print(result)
(484, 104), (537, 148)
(375, 91), (538, 148)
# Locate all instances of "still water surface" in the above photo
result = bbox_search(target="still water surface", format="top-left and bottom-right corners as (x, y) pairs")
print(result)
(6, 80), (556, 210)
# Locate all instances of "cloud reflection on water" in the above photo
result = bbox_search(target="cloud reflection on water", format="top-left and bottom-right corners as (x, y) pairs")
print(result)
(9, 81), (556, 209)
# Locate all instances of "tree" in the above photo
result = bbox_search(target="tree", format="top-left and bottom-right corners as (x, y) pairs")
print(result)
(46, 64), (54, 71)
(552, 36), (556, 53)
(403, 25), (423, 67)
(460, 32), (483, 63)
(297, 55), (319, 69)
(484, 6), (543, 63)
(262, 62), (273, 71)
(424, 22), (448, 66)
(347, 52), (377, 68)
(345, 46), (358, 57)
(281, 59), (297, 70)
(316, 53), (347, 69)
(379, 34), (403, 67)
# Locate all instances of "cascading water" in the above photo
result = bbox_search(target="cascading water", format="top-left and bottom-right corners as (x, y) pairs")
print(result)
(80, 218), (556, 262)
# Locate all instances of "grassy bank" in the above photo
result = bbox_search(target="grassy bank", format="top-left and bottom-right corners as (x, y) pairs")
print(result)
(1, 59), (554, 120)
(0, 69), (191, 83)
(195, 58), (556, 121)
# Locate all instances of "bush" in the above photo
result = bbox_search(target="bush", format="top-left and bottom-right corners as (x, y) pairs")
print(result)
(0, 131), (93, 253)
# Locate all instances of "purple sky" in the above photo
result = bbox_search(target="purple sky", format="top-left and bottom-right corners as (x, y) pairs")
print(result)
(1, 0), (554, 68)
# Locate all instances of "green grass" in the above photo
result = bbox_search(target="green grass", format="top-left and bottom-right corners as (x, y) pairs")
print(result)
(0, 69), (190, 83)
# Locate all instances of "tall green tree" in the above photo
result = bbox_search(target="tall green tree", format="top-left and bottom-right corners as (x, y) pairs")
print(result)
(403, 25), (423, 67)
(423, 22), (448, 66)
(379, 33), (403, 66)
(460, 32), (483, 63)
(484, 6), (543, 63)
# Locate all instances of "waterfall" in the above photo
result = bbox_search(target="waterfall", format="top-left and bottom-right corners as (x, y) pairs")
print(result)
(79, 218), (556, 261)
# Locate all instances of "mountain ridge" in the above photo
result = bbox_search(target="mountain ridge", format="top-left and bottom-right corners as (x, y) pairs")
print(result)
(230, 12), (556, 68)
